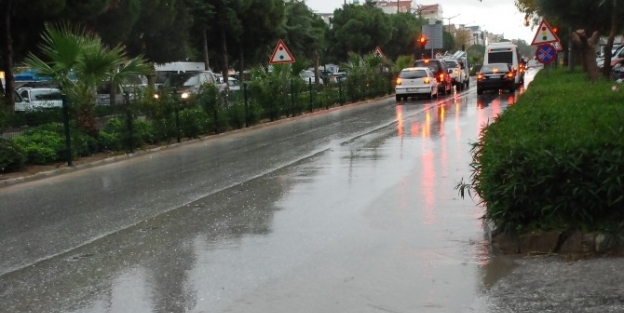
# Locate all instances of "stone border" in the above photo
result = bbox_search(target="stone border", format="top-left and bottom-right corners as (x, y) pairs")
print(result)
(485, 220), (620, 255)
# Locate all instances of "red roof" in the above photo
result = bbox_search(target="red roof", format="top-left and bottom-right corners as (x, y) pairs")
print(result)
(418, 4), (439, 11)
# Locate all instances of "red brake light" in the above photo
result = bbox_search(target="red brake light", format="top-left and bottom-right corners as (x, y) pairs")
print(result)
(439, 73), (444, 80)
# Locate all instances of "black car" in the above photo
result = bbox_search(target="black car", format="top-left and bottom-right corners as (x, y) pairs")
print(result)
(413, 59), (452, 95)
(476, 63), (516, 95)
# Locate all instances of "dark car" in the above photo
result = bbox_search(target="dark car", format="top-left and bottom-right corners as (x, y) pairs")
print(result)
(476, 63), (516, 95)
(413, 59), (452, 95)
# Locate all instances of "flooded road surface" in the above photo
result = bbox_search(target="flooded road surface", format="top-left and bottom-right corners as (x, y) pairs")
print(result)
(0, 75), (533, 312)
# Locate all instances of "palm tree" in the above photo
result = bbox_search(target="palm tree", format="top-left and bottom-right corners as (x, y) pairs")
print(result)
(24, 24), (151, 136)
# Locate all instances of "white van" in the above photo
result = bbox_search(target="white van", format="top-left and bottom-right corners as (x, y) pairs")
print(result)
(15, 87), (63, 112)
(483, 42), (522, 84)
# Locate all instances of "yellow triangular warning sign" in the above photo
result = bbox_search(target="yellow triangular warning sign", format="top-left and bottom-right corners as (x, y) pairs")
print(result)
(269, 39), (296, 64)
(373, 46), (385, 59)
(531, 19), (561, 46)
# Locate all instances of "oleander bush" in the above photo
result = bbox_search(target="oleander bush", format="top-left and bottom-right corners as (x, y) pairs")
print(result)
(469, 68), (624, 234)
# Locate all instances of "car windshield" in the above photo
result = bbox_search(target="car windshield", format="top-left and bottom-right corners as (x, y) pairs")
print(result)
(399, 69), (428, 79)
(168, 72), (200, 87)
(413, 60), (440, 73)
(31, 89), (62, 100)
(482, 64), (510, 73)
(444, 60), (458, 68)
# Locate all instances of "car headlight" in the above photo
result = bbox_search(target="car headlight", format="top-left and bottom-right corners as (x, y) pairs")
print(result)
(181, 92), (190, 99)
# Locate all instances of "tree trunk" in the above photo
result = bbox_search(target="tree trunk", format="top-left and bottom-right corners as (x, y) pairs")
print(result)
(571, 30), (600, 82)
(314, 50), (320, 85)
(2, 0), (15, 112)
(239, 44), (244, 83)
(221, 28), (229, 89)
(203, 29), (210, 70)
(601, 9), (618, 78)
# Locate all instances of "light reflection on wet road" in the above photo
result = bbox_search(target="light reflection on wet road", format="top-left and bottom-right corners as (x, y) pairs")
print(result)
(0, 74), (535, 312)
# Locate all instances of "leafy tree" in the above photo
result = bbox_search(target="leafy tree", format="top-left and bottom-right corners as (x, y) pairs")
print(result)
(88, 0), (142, 48)
(383, 13), (422, 61)
(124, 0), (194, 63)
(187, 0), (215, 70)
(234, 0), (285, 80)
(24, 24), (151, 135)
(1, 0), (108, 111)
(280, 1), (326, 83)
(329, 4), (392, 59)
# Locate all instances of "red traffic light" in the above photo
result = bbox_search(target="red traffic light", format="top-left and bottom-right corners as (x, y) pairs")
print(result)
(418, 35), (428, 47)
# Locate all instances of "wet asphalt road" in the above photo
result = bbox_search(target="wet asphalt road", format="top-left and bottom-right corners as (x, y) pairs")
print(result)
(1, 74), (545, 312)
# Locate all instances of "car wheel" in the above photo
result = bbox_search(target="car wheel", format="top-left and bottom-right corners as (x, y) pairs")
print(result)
(477, 88), (483, 95)
(396, 95), (401, 102)
(466, 80), (470, 88)
(509, 85), (516, 93)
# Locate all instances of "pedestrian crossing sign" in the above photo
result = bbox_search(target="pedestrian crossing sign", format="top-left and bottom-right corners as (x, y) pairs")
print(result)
(269, 39), (296, 64)
(531, 19), (561, 46)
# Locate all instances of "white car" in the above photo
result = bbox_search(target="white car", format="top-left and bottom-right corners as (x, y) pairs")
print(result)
(395, 67), (438, 101)
(216, 75), (241, 91)
(300, 70), (324, 84)
(15, 87), (63, 111)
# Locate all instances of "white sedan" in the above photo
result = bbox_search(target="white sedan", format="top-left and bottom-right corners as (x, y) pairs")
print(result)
(395, 67), (438, 101)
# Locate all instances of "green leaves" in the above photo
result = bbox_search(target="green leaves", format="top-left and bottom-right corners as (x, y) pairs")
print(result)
(471, 68), (624, 234)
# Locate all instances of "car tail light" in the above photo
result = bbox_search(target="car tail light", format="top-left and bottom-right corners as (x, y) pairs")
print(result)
(454, 69), (459, 75)
(424, 78), (430, 84)
(507, 72), (515, 78)
(396, 78), (402, 85)
(477, 73), (484, 80)
(439, 73), (445, 80)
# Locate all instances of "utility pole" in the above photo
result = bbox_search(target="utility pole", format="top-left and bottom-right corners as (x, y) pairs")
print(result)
(443, 14), (460, 34)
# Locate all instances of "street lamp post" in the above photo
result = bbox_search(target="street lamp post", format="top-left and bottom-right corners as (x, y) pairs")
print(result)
(443, 14), (460, 33)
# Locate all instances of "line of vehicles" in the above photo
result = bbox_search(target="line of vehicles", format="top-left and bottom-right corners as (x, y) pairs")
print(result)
(395, 42), (527, 101)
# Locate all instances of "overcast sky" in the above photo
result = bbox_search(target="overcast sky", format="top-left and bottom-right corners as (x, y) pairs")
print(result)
(306, 0), (535, 43)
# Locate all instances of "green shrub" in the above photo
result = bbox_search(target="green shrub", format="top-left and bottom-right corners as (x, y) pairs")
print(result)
(0, 138), (26, 172)
(470, 68), (624, 234)
(11, 124), (65, 164)
(179, 107), (210, 138)
(99, 117), (152, 151)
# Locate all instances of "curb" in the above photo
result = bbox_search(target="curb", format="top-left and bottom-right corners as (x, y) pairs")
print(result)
(0, 95), (394, 188)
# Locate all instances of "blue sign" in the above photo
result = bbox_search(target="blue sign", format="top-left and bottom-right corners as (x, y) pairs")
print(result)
(535, 44), (557, 64)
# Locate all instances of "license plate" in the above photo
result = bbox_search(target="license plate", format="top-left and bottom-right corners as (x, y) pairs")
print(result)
(407, 88), (420, 92)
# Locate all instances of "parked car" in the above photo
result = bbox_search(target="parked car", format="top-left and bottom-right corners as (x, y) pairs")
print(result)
(216, 75), (241, 91)
(413, 59), (451, 95)
(15, 87), (63, 112)
(395, 67), (438, 101)
(163, 70), (219, 98)
(300, 70), (324, 84)
(476, 63), (516, 95)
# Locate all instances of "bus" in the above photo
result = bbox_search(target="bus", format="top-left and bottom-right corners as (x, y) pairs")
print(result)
(483, 42), (522, 85)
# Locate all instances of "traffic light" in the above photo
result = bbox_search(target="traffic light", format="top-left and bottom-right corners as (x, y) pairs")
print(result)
(418, 35), (428, 49)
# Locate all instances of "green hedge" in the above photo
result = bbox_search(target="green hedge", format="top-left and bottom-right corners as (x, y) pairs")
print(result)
(471, 68), (624, 234)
